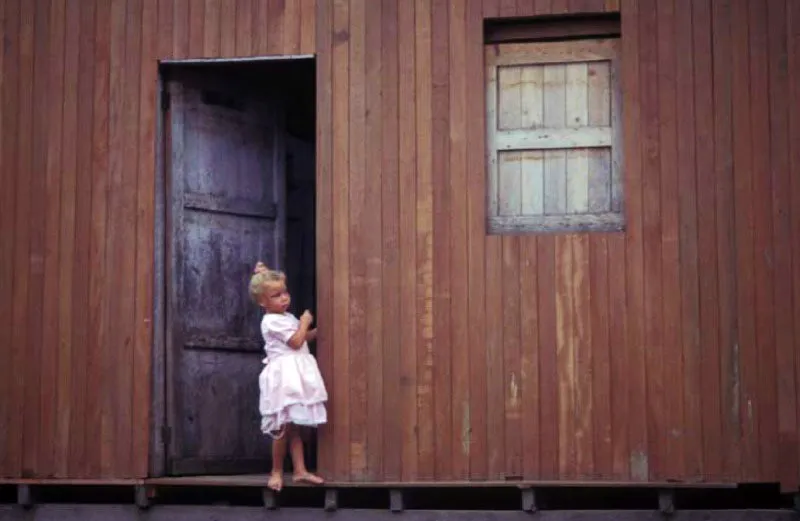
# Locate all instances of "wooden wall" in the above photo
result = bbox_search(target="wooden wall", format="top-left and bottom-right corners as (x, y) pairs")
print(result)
(1, 0), (800, 491)
(0, 0), (315, 480)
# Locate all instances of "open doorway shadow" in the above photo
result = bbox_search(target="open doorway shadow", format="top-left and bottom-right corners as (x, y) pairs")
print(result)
(159, 57), (317, 477)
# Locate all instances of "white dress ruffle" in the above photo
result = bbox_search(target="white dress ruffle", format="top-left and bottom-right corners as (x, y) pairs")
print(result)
(258, 312), (328, 436)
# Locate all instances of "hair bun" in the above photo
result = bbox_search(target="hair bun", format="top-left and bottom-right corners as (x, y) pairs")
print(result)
(254, 261), (268, 274)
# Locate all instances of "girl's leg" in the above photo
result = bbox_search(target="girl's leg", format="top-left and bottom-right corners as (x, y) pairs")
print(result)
(287, 424), (324, 485)
(268, 430), (287, 491)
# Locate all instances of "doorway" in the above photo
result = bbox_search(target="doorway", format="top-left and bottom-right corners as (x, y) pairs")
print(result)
(158, 57), (317, 477)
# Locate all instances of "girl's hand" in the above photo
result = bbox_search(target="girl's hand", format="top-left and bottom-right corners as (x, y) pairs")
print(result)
(300, 310), (314, 324)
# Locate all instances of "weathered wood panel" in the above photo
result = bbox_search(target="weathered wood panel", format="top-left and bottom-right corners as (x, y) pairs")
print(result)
(0, 0), (799, 492)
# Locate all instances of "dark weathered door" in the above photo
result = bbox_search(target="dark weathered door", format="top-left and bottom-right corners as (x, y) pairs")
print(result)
(165, 69), (285, 475)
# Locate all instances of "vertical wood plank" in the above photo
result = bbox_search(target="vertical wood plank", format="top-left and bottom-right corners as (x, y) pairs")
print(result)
(365, 0), (385, 481)
(639, 0), (663, 481)
(381, 0), (401, 483)
(589, 235), (610, 477)
(570, 0), (605, 13)
(675, 0), (702, 481)
(157, 0), (174, 59)
(788, 0), (800, 492)
(202, 0), (220, 57)
(551, 0), (569, 15)
(234, 0), (252, 56)
(466, 0), (488, 482)
(219, 0), (236, 57)
(300, 0), (315, 54)
(102, 0), (127, 478)
(415, 0), (435, 481)
(587, 57), (611, 479)
(74, 0), (102, 478)
(363, 0), (382, 481)
(517, 0), (536, 16)
(116, 0), (142, 478)
(521, 67), (544, 129)
(23, 0), (49, 477)
(608, 230), (628, 480)
(535, 0), (553, 15)
(656, 0), (683, 480)
(448, 0), (470, 480)
(346, 0), (367, 481)
(0, 0), (20, 478)
(502, 234), (522, 479)
(283, 0), (301, 55)
(187, 0), (203, 57)
(500, 0), (516, 17)
(692, 0), (722, 482)
(555, 235), (575, 479)
(711, 0), (741, 481)
(431, 0), (453, 481)
(314, 0), (334, 478)
(331, 0), (351, 482)
(10, 0), (35, 478)
(173, 0), (189, 58)
(268, 0), (286, 56)
(572, 234), (592, 478)
(621, 0), (648, 482)
(767, 0), (797, 492)
(253, 0), (268, 55)
(0, 0), (5, 478)
(748, 0), (777, 482)
(521, 152), (545, 216)
(483, 0), (505, 482)
(520, 235), (540, 479)
(133, 0), (157, 479)
(731, 0), (757, 481)
(55, 0), (81, 479)
(587, 63), (610, 214)
(397, 0), (419, 483)
(537, 236), (558, 479)
(485, 225), (505, 479)
(566, 150), (589, 215)
(39, 0), (66, 478)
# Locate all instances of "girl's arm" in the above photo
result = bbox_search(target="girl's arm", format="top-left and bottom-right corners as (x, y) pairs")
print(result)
(286, 311), (314, 349)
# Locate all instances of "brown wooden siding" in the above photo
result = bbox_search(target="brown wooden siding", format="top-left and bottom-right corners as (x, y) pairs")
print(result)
(0, 0), (316, 480)
(1, 0), (799, 490)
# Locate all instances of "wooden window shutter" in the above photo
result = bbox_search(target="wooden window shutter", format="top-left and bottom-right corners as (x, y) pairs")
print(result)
(485, 38), (623, 234)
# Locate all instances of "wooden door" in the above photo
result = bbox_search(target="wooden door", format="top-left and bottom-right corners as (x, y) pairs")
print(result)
(164, 69), (286, 475)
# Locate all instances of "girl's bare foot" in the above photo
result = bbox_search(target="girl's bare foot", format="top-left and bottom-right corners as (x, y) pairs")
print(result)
(292, 471), (324, 486)
(268, 471), (283, 492)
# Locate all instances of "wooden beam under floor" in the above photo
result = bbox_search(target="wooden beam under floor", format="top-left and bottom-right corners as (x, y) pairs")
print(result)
(0, 505), (795, 521)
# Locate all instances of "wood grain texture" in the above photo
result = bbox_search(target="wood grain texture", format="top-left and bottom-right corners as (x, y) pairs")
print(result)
(0, 1), (799, 492)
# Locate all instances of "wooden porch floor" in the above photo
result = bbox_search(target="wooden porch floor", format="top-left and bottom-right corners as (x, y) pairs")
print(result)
(142, 474), (738, 489)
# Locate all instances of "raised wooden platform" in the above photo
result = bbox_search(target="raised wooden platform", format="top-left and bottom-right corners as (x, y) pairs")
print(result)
(0, 475), (791, 514)
(142, 474), (740, 489)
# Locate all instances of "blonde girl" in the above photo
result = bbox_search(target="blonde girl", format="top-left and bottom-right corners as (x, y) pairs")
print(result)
(249, 261), (328, 491)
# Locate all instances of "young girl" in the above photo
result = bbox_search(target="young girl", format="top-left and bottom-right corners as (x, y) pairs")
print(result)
(249, 261), (327, 491)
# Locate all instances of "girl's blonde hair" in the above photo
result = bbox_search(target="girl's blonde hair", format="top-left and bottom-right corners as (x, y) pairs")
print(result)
(248, 261), (287, 304)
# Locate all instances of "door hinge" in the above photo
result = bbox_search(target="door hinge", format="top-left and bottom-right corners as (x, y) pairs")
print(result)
(161, 90), (171, 110)
(160, 425), (172, 447)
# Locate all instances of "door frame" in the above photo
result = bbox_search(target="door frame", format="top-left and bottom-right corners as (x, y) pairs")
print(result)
(150, 54), (316, 478)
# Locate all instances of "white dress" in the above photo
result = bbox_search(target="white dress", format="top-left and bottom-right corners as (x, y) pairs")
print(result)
(258, 312), (328, 435)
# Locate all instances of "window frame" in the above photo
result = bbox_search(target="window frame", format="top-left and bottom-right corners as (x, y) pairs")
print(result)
(484, 36), (624, 235)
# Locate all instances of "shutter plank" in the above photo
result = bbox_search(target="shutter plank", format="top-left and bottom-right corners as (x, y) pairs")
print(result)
(521, 150), (545, 215)
(520, 65), (544, 128)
